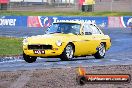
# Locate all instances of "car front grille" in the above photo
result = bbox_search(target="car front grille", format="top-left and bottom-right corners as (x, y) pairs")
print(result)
(28, 45), (52, 50)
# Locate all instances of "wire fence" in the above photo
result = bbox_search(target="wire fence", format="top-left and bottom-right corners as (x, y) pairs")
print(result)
(1, 0), (132, 12)
(7, 0), (79, 12)
(0, 0), (132, 12)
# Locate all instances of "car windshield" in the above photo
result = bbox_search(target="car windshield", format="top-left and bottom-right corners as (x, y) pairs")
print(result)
(47, 23), (81, 35)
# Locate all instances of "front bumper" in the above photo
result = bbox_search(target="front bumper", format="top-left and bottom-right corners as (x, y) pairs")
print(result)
(23, 49), (63, 57)
(23, 44), (66, 57)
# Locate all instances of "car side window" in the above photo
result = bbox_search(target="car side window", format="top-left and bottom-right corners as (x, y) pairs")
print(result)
(83, 24), (93, 35)
(89, 24), (101, 34)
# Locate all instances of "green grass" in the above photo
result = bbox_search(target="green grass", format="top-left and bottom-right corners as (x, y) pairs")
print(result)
(0, 37), (23, 56)
(0, 11), (132, 16)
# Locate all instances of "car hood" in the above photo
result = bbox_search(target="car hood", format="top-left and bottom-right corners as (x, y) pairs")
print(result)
(27, 33), (77, 45)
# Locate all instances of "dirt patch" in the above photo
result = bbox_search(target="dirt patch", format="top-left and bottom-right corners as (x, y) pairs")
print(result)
(0, 65), (132, 88)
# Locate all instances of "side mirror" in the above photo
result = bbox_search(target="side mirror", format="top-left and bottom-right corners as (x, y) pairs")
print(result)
(85, 32), (92, 35)
(44, 27), (49, 34)
(44, 26), (49, 30)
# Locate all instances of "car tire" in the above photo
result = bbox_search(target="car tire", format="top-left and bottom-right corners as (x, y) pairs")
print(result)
(60, 44), (74, 61)
(23, 53), (37, 63)
(94, 43), (106, 59)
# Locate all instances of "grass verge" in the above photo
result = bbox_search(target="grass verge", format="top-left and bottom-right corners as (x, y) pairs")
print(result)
(0, 37), (23, 56)
(0, 11), (132, 16)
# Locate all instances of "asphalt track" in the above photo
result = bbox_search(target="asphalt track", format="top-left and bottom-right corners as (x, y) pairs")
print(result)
(0, 27), (132, 71)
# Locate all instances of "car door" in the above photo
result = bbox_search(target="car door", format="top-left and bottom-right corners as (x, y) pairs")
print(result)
(73, 34), (93, 56)
(82, 23), (101, 54)
(88, 24), (105, 53)
(73, 23), (94, 56)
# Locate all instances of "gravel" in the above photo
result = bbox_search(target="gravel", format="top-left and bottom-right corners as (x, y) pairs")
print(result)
(0, 65), (132, 88)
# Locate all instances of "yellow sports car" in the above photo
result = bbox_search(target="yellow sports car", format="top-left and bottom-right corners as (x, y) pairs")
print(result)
(23, 21), (111, 63)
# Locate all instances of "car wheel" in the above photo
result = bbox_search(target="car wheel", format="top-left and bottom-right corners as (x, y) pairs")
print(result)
(23, 53), (37, 63)
(60, 44), (74, 61)
(94, 43), (106, 59)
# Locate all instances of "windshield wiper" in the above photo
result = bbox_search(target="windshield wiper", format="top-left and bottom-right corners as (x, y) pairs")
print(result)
(48, 32), (62, 34)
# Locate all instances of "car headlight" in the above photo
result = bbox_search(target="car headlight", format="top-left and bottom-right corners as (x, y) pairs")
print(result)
(56, 40), (62, 46)
(22, 38), (28, 45)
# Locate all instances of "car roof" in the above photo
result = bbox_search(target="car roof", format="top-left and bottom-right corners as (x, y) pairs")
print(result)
(53, 21), (83, 24)
(53, 21), (96, 25)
